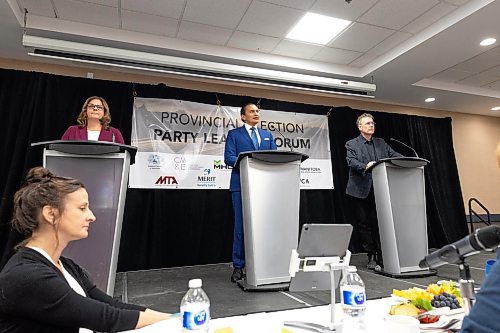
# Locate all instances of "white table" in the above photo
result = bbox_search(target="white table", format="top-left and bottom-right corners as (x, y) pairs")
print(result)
(126, 297), (464, 333)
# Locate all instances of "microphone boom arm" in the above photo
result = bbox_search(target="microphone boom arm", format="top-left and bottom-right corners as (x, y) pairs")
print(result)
(390, 138), (418, 157)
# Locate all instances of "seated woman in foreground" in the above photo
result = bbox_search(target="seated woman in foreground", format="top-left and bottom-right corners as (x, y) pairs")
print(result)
(0, 167), (170, 332)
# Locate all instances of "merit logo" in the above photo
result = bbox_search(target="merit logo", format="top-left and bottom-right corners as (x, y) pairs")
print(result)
(198, 169), (216, 183)
(155, 176), (178, 185)
(214, 160), (231, 170)
(198, 176), (216, 182)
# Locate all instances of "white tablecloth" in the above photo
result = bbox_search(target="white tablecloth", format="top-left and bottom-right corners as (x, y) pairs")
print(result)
(125, 297), (464, 333)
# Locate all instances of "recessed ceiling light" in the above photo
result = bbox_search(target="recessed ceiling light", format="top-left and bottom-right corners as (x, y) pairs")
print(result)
(425, 97), (435, 103)
(491, 106), (500, 111)
(286, 13), (351, 45)
(480, 38), (496, 46)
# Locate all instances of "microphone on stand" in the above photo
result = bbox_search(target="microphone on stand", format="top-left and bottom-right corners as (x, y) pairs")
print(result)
(276, 129), (293, 152)
(419, 225), (500, 269)
(390, 138), (418, 157)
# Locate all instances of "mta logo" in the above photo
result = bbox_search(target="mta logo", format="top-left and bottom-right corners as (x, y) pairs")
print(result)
(155, 176), (178, 185)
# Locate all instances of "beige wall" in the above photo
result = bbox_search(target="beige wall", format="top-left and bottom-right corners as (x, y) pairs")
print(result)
(2, 57), (499, 214)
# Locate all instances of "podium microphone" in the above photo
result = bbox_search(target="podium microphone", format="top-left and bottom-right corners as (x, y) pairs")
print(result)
(390, 138), (418, 157)
(419, 225), (500, 269)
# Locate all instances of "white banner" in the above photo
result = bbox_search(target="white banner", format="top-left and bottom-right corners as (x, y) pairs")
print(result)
(129, 98), (334, 190)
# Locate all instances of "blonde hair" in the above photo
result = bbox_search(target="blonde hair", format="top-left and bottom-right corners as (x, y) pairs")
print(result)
(77, 96), (112, 129)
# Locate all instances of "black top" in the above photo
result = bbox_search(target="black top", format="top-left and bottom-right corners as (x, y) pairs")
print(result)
(363, 138), (378, 161)
(0, 248), (145, 333)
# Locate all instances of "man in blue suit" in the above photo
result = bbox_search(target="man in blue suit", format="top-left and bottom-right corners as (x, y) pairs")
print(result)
(224, 103), (277, 283)
(345, 113), (401, 269)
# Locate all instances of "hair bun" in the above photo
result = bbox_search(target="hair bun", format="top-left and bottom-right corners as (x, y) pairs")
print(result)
(25, 167), (55, 184)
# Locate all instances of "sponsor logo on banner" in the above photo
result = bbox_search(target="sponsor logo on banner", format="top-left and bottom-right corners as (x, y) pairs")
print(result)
(300, 178), (311, 186)
(301, 167), (322, 173)
(155, 176), (178, 185)
(174, 155), (186, 171)
(197, 169), (217, 188)
(173, 154), (203, 171)
(213, 160), (231, 170)
(148, 154), (162, 168)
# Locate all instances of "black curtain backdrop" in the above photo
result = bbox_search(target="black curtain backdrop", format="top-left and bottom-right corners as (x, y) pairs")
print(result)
(0, 68), (468, 271)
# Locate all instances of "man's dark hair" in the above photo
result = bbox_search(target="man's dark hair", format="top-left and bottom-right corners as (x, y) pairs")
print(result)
(240, 103), (256, 116)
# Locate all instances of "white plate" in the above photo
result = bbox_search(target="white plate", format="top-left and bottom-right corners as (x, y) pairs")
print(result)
(436, 280), (460, 287)
(428, 307), (450, 315)
(390, 294), (410, 303)
(428, 306), (464, 316)
(420, 316), (462, 330)
(442, 307), (465, 316)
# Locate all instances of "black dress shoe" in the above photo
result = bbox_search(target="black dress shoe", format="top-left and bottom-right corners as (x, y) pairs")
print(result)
(367, 254), (377, 270)
(375, 252), (384, 268)
(231, 268), (244, 283)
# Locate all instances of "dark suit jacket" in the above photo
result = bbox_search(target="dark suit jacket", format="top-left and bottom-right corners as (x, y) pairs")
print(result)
(224, 125), (277, 192)
(61, 125), (125, 144)
(345, 134), (402, 199)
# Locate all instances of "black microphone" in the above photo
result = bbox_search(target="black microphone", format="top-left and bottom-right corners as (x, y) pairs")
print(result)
(419, 225), (500, 269)
(390, 138), (418, 157)
(276, 129), (293, 152)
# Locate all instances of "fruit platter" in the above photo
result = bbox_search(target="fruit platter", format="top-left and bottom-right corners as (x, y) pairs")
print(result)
(390, 281), (463, 324)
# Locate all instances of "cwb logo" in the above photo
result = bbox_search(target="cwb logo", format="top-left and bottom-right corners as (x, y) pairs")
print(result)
(155, 176), (178, 185)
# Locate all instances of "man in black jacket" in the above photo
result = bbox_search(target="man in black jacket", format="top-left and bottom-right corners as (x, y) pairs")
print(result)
(345, 113), (401, 269)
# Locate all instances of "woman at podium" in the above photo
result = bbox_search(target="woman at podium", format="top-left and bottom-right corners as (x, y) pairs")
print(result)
(61, 96), (125, 144)
(0, 167), (171, 332)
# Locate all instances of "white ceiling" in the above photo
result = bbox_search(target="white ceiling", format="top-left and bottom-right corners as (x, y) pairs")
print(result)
(1, 0), (499, 116)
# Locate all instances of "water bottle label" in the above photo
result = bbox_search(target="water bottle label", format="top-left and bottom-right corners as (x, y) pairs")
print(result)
(342, 289), (366, 307)
(182, 308), (210, 329)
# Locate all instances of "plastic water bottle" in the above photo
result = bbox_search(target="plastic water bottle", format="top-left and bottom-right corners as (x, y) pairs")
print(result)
(180, 279), (210, 332)
(340, 266), (366, 317)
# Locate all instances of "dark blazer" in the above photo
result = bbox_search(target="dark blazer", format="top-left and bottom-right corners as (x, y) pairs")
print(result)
(0, 248), (144, 333)
(345, 134), (402, 199)
(224, 125), (277, 191)
(61, 125), (125, 144)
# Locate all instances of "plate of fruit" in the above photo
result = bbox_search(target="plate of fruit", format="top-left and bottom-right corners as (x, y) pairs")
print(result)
(390, 280), (464, 324)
